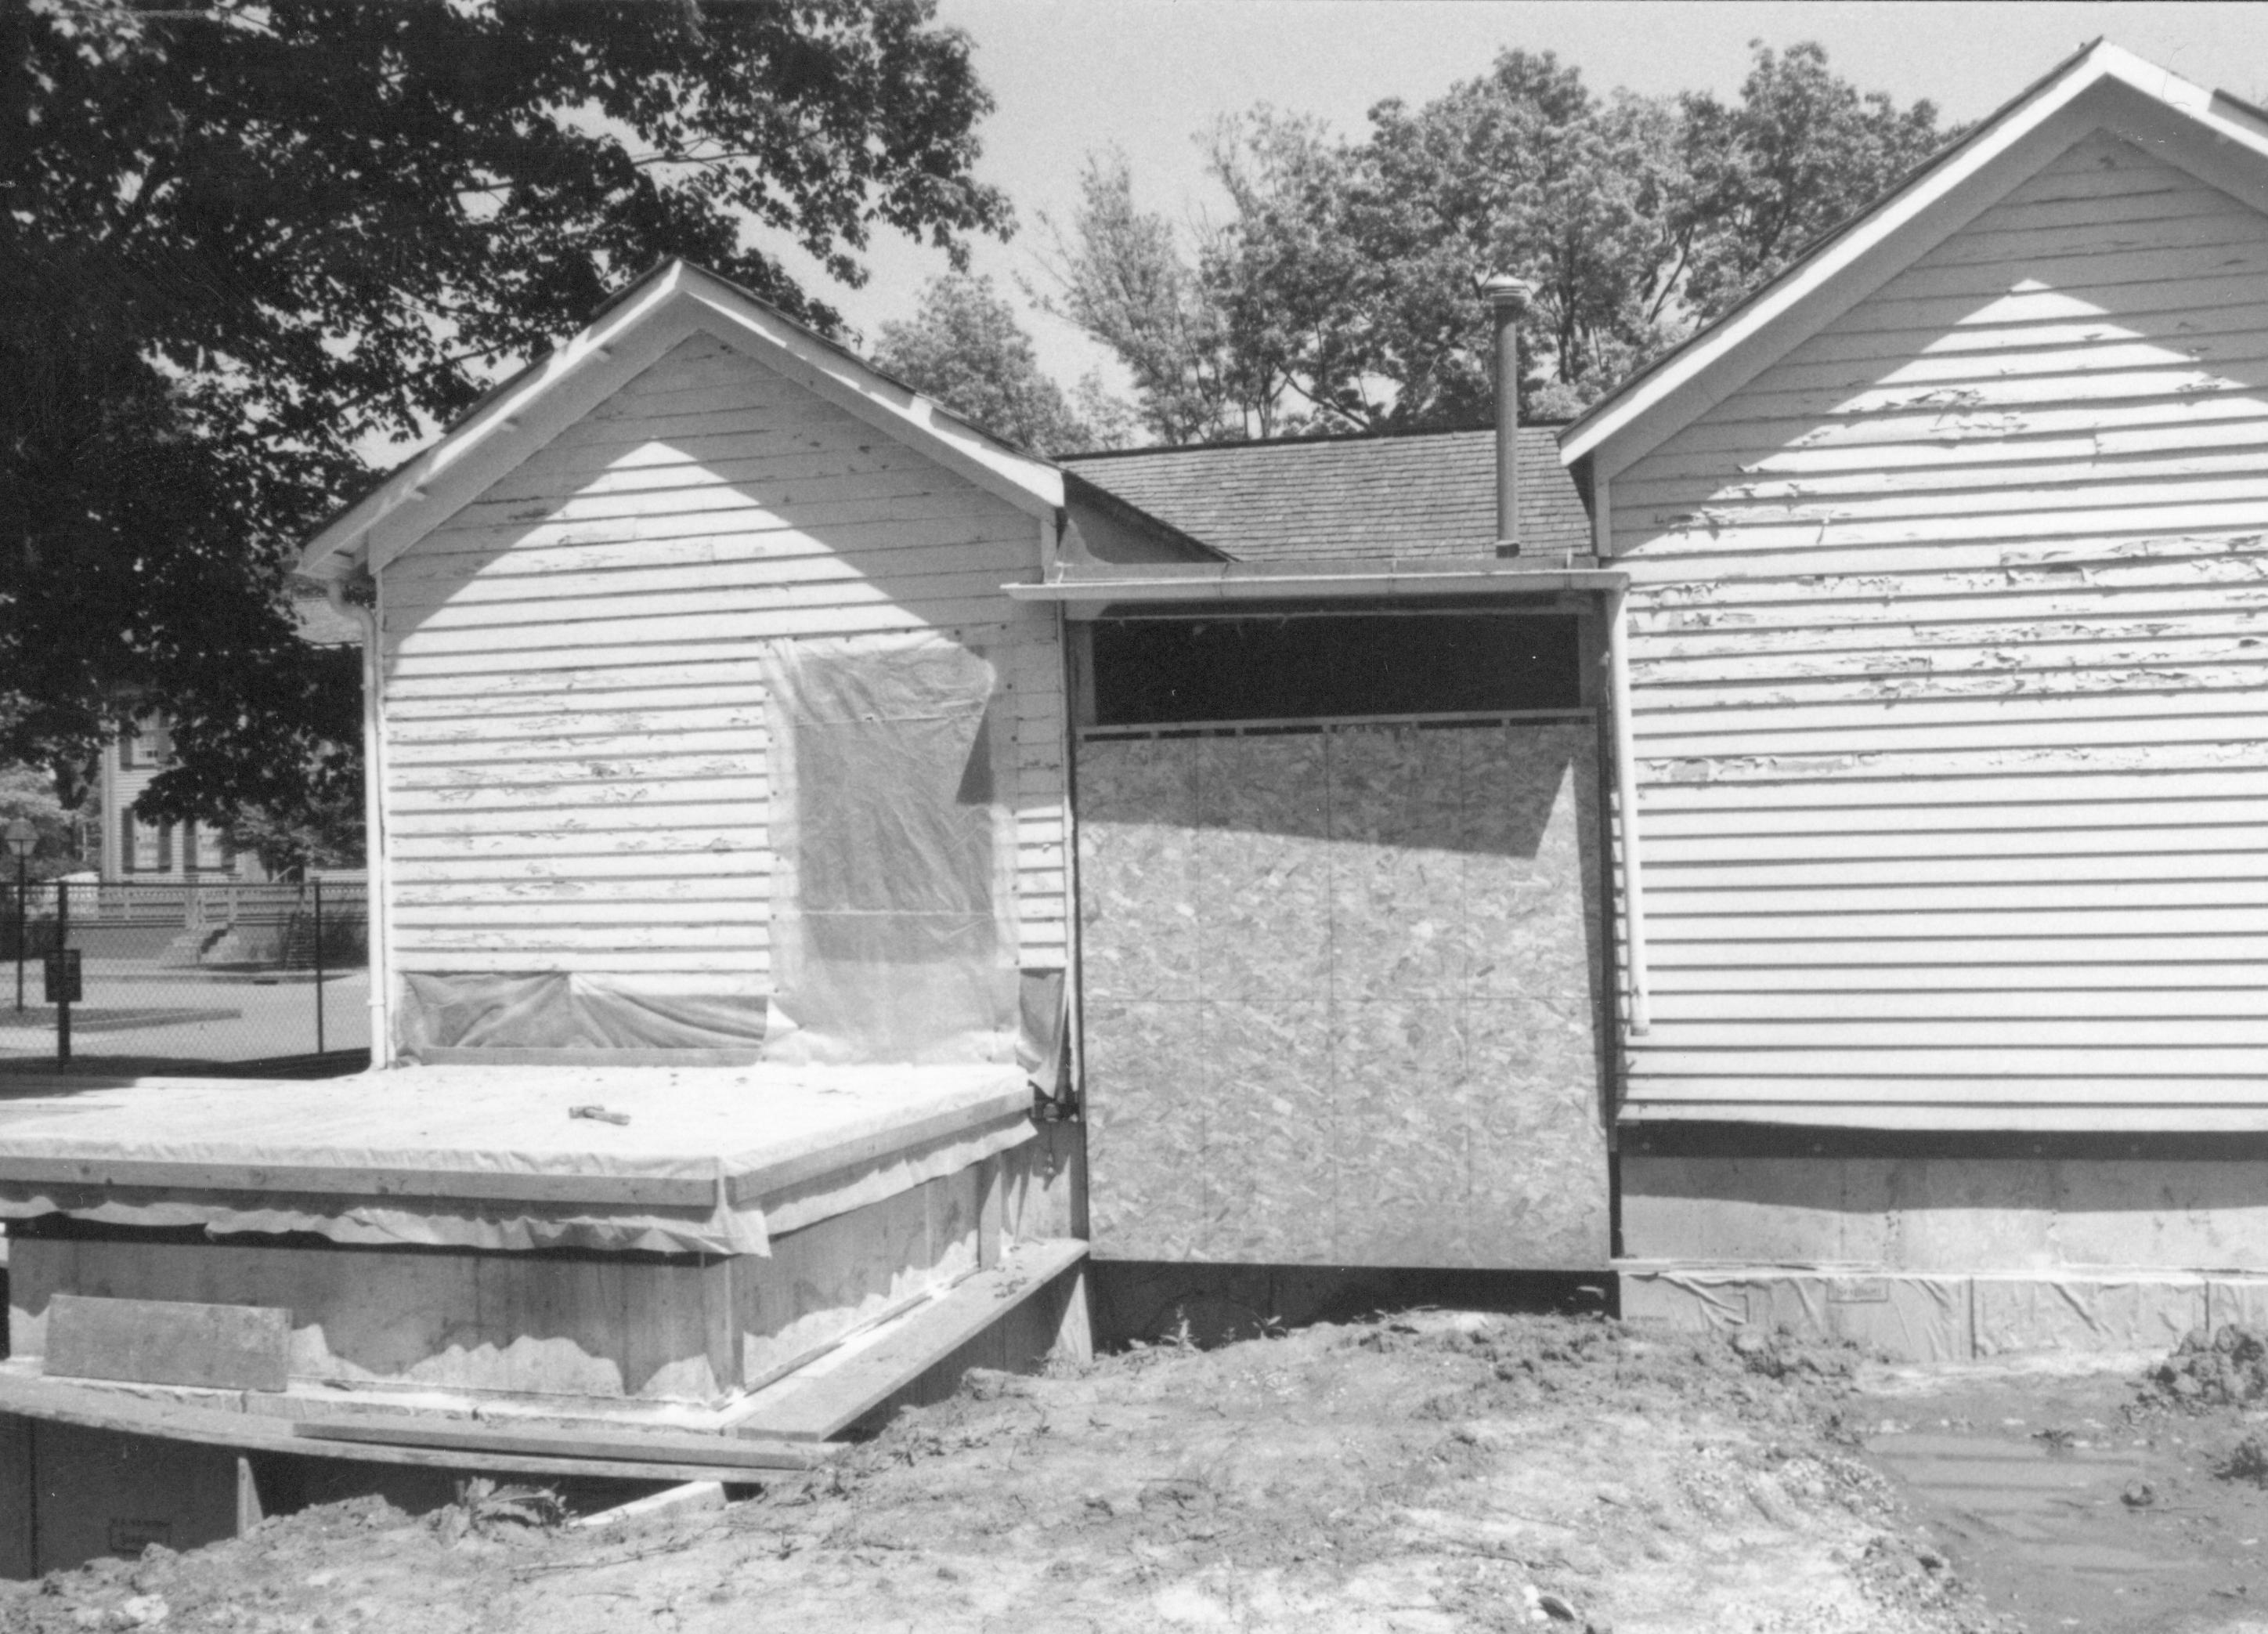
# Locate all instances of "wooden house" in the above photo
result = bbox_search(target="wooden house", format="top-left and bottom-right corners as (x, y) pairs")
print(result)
(1571, 41), (2268, 1357)
(13, 36), (2268, 1573)
(96, 594), (363, 884)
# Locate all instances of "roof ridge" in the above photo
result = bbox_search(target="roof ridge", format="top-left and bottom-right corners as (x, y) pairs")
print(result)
(1061, 423), (1568, 462)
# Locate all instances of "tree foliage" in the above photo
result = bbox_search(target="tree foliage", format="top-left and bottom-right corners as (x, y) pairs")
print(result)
(3, 0), (1007, 827)
(871, 273), (1128, 456)
(1049, 40), (1952, 442)
(0, 763), (78, 881)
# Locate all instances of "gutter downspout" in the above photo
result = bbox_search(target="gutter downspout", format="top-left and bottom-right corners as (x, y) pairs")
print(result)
(327, 571), (391, 1069)
(1606, 583), (1651, 1035)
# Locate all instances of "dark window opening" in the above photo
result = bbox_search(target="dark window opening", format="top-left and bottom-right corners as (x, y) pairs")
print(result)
(1089, 609), (1583, 726)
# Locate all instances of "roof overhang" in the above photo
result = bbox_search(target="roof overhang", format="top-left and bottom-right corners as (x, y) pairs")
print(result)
(1007, 559), (1627, 617)
(1560, 42), (2268, 484)
(300, 260), (1066, 583)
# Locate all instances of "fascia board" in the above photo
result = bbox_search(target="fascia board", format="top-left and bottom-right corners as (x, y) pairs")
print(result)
(299, 266), (688, 580)
(1565, 46), (2238, 481)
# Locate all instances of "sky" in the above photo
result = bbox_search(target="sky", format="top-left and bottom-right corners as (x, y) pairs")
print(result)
(784, 1), (2268, 391)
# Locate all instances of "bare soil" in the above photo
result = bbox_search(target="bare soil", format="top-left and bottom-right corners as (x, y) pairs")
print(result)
(0, 1314), (2046, 1634)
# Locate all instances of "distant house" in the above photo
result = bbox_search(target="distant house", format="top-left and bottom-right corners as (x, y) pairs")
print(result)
(93, 588), (363, 883)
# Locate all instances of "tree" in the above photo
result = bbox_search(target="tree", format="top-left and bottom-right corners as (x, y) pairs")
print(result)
(1035, 151), (1262, 443)
(3, 0), (1009, 831)
(0, 763), (78, 882)
(1053, 40), (1951, 441)
(1673, 42), (1949, 326)
(871, 274), (1125, 456)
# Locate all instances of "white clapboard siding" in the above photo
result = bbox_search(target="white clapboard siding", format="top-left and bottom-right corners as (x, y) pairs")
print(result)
(1612, 130), (2268, 1116)
(380, 331), (1067, 985)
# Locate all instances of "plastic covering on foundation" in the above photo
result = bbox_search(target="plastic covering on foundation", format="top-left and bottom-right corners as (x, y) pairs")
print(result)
(1620, 1264), (2233, 1361)
(0, 1065), (1035, 1256)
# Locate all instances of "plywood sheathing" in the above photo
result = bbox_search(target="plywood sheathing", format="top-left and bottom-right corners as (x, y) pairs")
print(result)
(1080, 721), (1609, 1269)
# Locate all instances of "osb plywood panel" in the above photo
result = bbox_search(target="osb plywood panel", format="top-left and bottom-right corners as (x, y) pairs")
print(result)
(1078, 721), (1608, 1268)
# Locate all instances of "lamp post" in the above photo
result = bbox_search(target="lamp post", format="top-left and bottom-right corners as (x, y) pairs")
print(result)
(2, 820), (34, 1013)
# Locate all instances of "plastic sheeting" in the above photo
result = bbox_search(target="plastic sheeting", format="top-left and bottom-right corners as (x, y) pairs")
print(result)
(400, 972), (766, 1055)
(0, 1063), (1035, 1256)
(760, 633), (1023, 1066)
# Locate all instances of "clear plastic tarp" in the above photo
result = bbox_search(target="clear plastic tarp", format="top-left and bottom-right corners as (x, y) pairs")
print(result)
(395, 631), (1061, 1084)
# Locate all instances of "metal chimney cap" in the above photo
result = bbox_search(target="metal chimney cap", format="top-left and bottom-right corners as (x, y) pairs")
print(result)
(1479, 273), (1534, 310)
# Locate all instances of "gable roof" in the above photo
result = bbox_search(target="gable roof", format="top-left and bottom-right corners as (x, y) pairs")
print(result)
(298, 259), (1064, 582)
(1061, 427), (1590, 563)
(1563, 41), (2268, 480)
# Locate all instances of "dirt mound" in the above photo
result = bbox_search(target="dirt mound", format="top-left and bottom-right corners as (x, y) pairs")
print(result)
(2140, 1324), (2268, 1408)
(0, 1314), (1998, 1634)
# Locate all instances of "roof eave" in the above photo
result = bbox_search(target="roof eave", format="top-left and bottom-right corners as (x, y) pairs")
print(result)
(1006, 559), (1627, 609)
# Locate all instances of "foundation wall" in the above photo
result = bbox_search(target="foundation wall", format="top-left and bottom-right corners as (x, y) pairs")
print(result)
(12, 1155), (1009, 1405)
(1620, 1144), (2268, 1358)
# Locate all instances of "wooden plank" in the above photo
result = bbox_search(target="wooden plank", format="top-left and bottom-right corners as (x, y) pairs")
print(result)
(387, 595), (1019, 656)
(1637, 933), (2268, 967)
(390, 923), (762, 951)
(0, 1155), (715, 1208)
(734, 1239), (1087, 1442)
(1636, 709), (2268, 759)
(1650, 852), (2268, 888)
(1619, 1101), (2268, 1133)
(387, 728), (762, 768)
(1624, 1045), (2268, 1079)
(1647, 987), (2268, 1021)
(1638, 1016), (2268, 1048)
(0, 1373), (835, 1485)
(390, 886), (768, 916)
(1647, 391), (2268, 467)
(390, 568), (1033, 633)
(721, 1097), (1032, 1209)
(46, 1295), (290, 1393)
(386, 538), (1038, 608)
(291, 1417), (825, 1470)
(391, 949), (766, 975)
(386, 623), (1019, 678)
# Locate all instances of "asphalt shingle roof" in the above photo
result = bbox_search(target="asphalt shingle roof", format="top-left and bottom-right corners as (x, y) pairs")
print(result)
(1060, 427), (1590, 564)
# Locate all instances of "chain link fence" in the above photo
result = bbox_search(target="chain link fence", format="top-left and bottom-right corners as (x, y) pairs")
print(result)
(0, 879), (368, 1074)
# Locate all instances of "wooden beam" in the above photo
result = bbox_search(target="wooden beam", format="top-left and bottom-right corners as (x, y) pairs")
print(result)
(0, 1155), (717, 1209)
(291, 1419), (824, 1472)
(721, 1096), (1031, 1208)
(732, 1238), (1088, 1442)
(0, 1372), (832, 1486)
(46, 1296), (290, 1394)
(1609, 584), (1652, 1035)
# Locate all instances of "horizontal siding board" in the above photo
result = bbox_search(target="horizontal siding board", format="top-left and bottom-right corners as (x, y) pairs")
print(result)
(1646, 824), (2268, 861)
(406, 509), (1029, 564)
(1651, 989), (2268, 1021)
(392, 924), (764, 951)
(1645, 963), (2268, 992)
(391, 950), (768, 976)
(1626, 1046), (2268, 1080)
(385, 537), (1035, 606)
